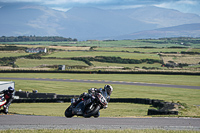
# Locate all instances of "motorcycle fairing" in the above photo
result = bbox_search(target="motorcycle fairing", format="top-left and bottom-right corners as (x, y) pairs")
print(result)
(0, 96), (6, 107)
(72, 101), (85, 115)
(97, 93), (108, 106)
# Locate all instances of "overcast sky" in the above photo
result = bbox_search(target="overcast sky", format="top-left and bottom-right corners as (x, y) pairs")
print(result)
(0, 0), (200, 15)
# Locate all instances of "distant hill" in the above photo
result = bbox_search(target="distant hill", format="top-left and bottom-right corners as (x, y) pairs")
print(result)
(0, 2), (200, 40)
(111, 6), (200, 28)
(115, 23), (200, 40)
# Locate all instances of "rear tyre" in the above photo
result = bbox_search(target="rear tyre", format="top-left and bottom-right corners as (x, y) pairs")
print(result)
(65, 106), (74, 118)
(83, 104), (100, 118)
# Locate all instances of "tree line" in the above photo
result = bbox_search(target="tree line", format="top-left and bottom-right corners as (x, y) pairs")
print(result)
(0, 46), (27, 51)
(0, 36), (78, 42)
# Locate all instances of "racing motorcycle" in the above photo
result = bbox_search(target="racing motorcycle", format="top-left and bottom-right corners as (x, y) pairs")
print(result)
(65, 93), (107, 118)
(0, 95), (7, 114)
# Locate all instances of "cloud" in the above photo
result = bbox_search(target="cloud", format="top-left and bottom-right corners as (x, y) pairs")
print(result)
(51, 7), (70, 12)
(0, 0), (112, 5)
(176, 0), (198, 5)
(154, 0), (200, 15)
(0, 0), (42, 2)
(0, 0), (199, 15)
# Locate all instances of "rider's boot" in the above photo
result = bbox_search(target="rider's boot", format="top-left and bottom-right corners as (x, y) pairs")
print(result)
(3, 105), (8, 114)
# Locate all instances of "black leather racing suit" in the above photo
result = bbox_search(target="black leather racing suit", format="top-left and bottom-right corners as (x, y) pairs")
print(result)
(74, 88), (110, 109)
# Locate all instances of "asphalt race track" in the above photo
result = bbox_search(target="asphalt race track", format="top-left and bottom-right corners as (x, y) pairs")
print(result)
(0, 114), (200, 130)
(0, 77), (200, 89)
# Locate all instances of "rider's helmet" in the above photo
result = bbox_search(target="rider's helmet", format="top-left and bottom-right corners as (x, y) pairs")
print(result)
(104, 85), (113, 96)
(8, 86), (15, 93)
(88, 88), (96, 95)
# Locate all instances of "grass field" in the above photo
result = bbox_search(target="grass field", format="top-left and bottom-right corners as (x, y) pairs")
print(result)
(44, 51), (160, 60)
(1, 43), (199, 71)
(0, 73), (199, 86)
(91, 61), (162, 69)
(0, 51), (30, 57)
(15, 59), (88, 68)
(9, 102), (151, 117)
(162, 55), (200, 64)
(0, 73), (199, 87)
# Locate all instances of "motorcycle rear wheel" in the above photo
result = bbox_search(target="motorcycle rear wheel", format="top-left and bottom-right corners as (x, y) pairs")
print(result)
(65, 106), (74, 118)
(83, 104), (100, 118)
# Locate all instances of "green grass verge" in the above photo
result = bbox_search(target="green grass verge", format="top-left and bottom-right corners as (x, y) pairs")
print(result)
(0, 73), (199, 86)
(1, 129), (199, 133)
(9, 102), (200, 118)
(9, 103), (150, 117)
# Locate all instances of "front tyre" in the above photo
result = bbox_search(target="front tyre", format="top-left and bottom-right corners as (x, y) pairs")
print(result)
(83, 104), (100, 118)
(94, 111), (100, 118)
(65, 106), (74, 118)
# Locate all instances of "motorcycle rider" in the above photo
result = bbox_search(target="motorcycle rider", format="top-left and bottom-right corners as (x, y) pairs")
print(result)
(0, 86), (15, 114)
(72, 85), (113, 109)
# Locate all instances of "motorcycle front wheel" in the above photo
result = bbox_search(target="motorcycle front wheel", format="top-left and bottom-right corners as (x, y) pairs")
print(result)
(65, 106), (74, 118)
(83, 104), (100, 118)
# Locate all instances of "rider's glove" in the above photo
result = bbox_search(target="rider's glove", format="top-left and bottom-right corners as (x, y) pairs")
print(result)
(103, 104), (108, 109)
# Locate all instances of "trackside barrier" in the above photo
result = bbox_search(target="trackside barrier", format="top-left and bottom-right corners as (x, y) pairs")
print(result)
(147, 109), (178, 115)
(13, 98), (71, 103)
(28, 93), (57, 99)
(13, 92), (178, 115)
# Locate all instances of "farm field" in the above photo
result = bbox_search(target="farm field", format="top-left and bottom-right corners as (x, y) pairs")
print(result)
(1, 38), (200, 72)
(161, 54), (200, 64)
(45, 51), (160, 59)
(1, 46), (199, 71)
(91, 61), (162, 69)
(15, 59), (88, 68)
(0, 51), (30, 57)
